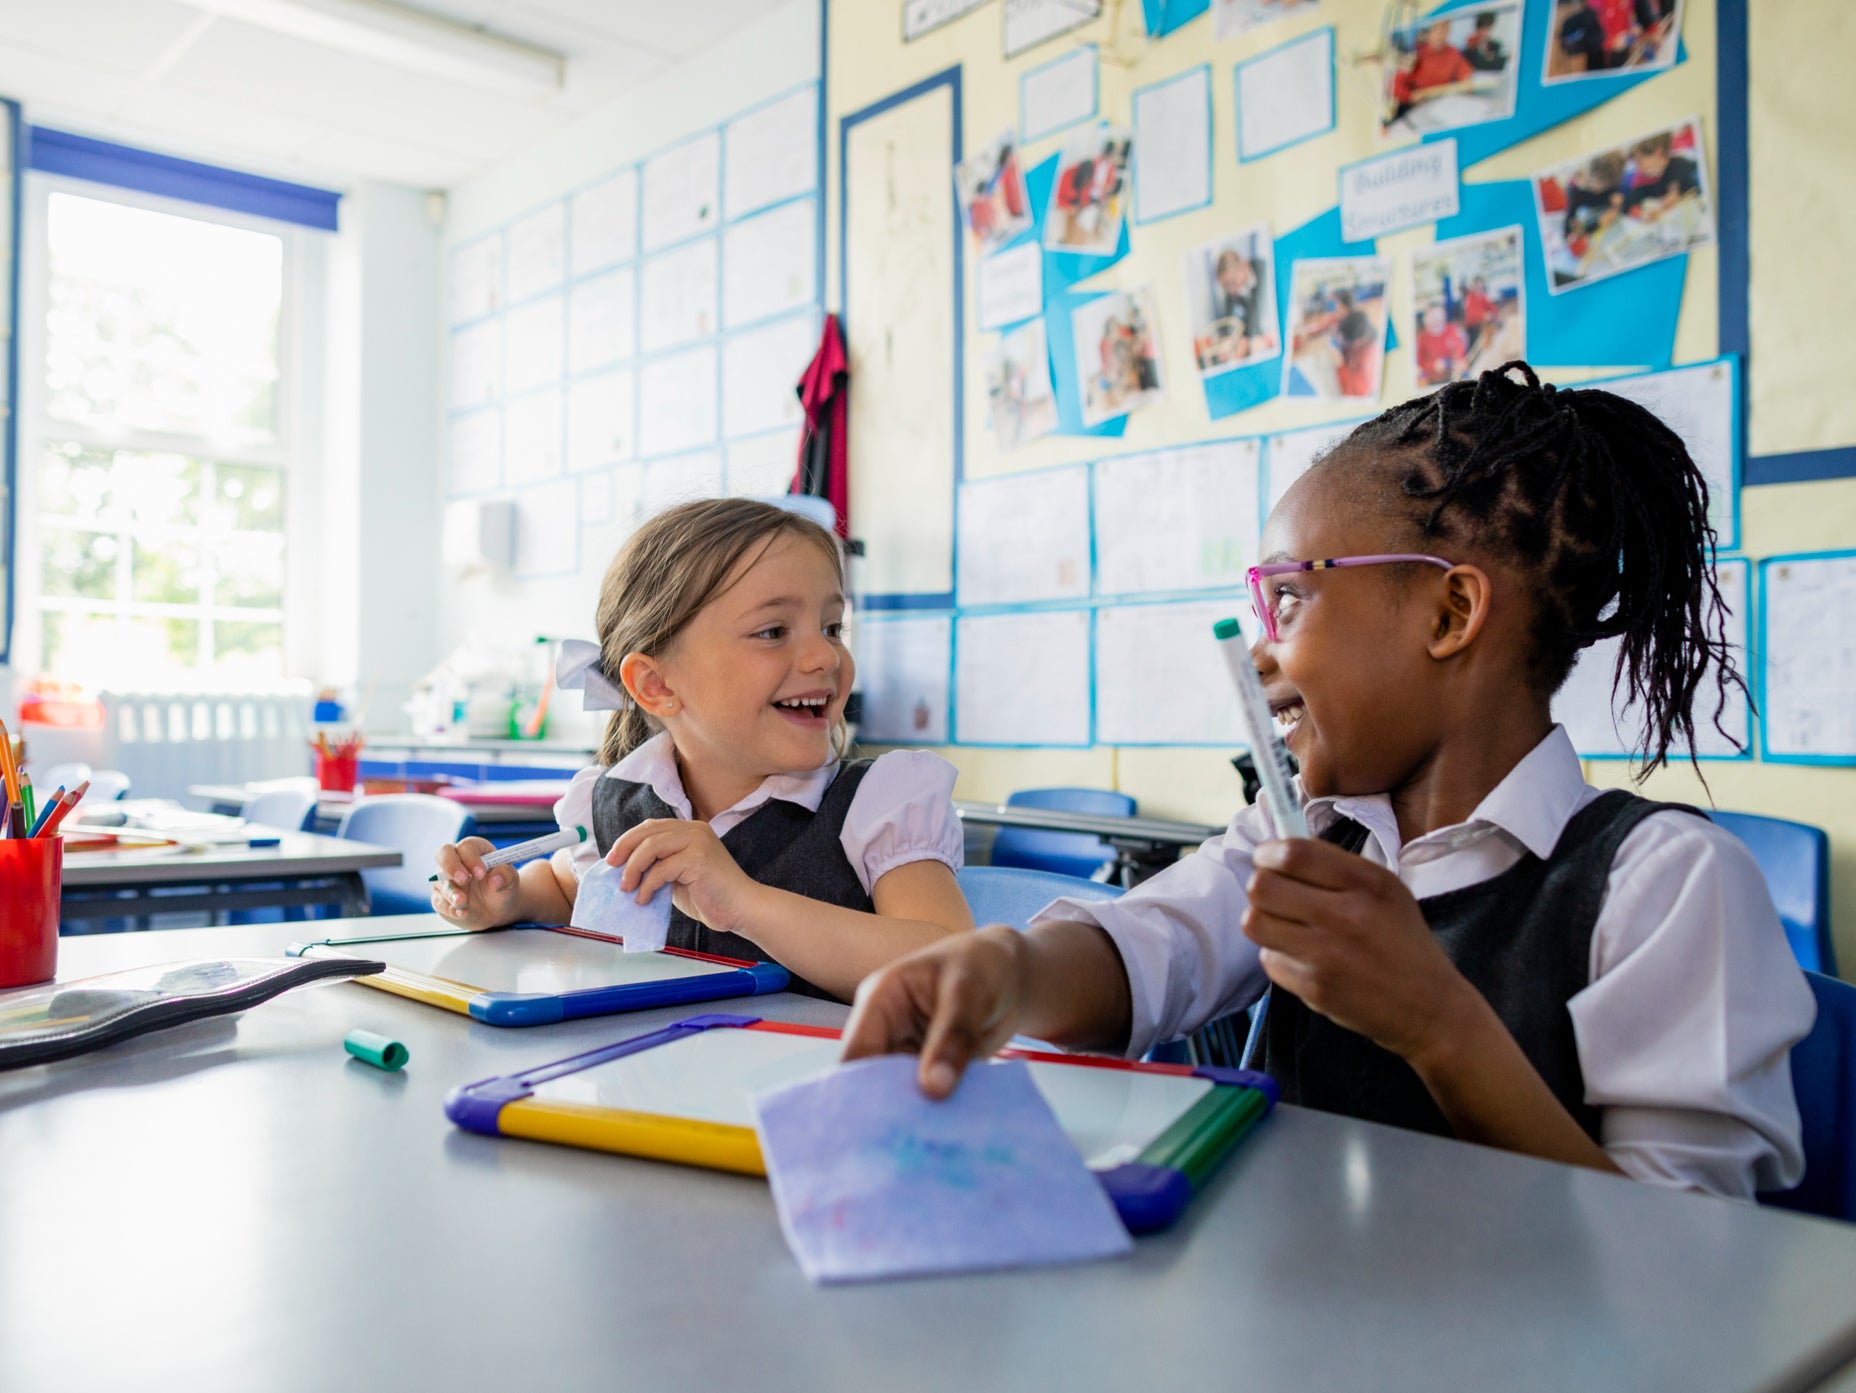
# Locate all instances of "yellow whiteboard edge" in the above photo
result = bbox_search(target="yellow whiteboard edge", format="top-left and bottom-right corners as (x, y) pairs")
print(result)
(497, 1099), (768, 1176)
(297, 946), (479, 1016)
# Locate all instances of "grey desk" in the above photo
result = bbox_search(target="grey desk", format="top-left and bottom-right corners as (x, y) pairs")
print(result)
(59, 833), (402, 924)
(187, 782), (558, 837)
(956, 799), (1222, 883)
(5, 920), (1856, 1393)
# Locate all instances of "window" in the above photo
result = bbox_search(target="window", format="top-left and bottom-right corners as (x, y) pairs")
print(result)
(31, 190), (290, 685)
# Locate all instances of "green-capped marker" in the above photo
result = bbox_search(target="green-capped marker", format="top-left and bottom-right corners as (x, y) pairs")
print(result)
(344, 1029), (409, 1071)
(1212, 617), (1243, 642)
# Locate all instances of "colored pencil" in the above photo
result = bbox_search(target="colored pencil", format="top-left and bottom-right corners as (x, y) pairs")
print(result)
(28, 786), (65, 838)
(20, 773), (35, 833)
(40, 780), (87, 839)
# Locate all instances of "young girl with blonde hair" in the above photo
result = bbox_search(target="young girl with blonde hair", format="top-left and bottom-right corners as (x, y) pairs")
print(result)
(434, 498), (972, 1001)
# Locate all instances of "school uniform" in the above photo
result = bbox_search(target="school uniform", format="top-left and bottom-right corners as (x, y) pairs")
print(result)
(551, 734), (963, 995)
(1030, 726), (1815, 1200)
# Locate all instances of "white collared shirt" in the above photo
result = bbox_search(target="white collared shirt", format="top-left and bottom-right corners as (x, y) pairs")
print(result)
(550, 733), (963, 896)
(1030, 726), (1815, 1200)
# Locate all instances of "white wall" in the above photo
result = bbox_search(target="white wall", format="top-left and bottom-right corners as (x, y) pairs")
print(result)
(434, 0), (820, 749)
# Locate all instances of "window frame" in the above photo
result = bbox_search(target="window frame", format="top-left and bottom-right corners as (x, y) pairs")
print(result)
(15, 171), (319, 689)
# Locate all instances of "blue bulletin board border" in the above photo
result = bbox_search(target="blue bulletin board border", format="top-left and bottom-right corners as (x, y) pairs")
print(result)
(1756, 549), (1856, 766)
(1232, 27), (1337, 164)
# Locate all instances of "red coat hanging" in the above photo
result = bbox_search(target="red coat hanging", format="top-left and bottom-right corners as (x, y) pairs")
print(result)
(792, 313), (850, 539)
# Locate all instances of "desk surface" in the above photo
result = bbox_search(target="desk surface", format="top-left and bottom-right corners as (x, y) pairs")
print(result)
(4, 921), (1856, 1393)
(955, 800), (1223, 846)
(187, 783), (554, 827)
(59, 831), (402, 886)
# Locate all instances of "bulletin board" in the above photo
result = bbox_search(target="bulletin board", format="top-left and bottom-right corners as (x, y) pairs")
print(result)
(825, 0), (1854, 758)
(442, 82), (825, 583)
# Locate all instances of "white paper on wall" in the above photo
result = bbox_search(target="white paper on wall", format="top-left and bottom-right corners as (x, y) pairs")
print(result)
(504, 388), (564, 486)
(449, 318), (503, 410)
(506, 202), (567, 303)
(957, 466), (1091, 606)
(1093, 439), (1262, 597)
(955, 609), (1092, 745)
(858, 615), (953, 744)
(724, 87), (818, 218)
(643, 131), (722, 252)
(1592, 357), (1741, 550)
(1096, 599), (1249, 746)
(571, 169), (639, 276)
(449, 234), (502, 324)
(722, 315), (814, 438)
(725, 428), (803, 497)
(567, 368), (636, 474)
(723, 199), (817, 329)
(514, 477), (579, 578)
(448, 407), (502, 494)
(568, 266), (637, 375)
(638, 346), (719, 457)
(640, 238), (719, 353)
(1758, 555), (1856, 760)
(504, 293), (565, 394)
(1132, 66), (1211, 223)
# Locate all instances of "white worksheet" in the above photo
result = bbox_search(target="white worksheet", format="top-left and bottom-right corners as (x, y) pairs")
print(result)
(449, 234), (501, 324)
(567, 368), (636, 473)
(1021, 44), (1097, 144)
(722, 315), (814, 438)
(1761, 553), (1856, 762)
(1093, 439), (1262, 597)
(568, 266), (637, 375)
(977, 240), (1044, 331)
(724, 87), (818, 218)
(505, 202), (567, 303)
(640, 238), (719, 353)
(955, 608), (1093, 746)
(514, 477), (578, 579)
(643, 449), (726, 516)
(449, 318), (503, 410)
(1592, 357), (1741, 551)
(504, 293), (565, 394)
(1236, 28), (1335, 162)
(858, 614), (953, 745)
(1264, 418), (1361, 512)
(571, 169), (639, 277)
(504, 388), (564, 487)
(448, 407), (501, 495)
(1132, 65), (1211, 224)
(1554, 558), (1751, 761)
(957, 465), (1092, 606)
(1003, 0), (1102, 59)
(725, 428), (803, 497)
(1096, 599), (1249, 746)
(638, 346), (719, 457)
(643, 130), (721, 252)
(723, 199), (817, 329)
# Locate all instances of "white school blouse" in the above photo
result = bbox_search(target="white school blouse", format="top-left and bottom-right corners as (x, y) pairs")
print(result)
(1029, 726), (1816, 1200)
(549, 733), (964, 895)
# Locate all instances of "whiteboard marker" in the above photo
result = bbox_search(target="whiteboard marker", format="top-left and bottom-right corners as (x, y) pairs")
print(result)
(1212, 618), (1308, 839)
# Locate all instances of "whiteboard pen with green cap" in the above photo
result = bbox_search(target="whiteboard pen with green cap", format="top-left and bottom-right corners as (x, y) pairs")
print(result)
(430, 824), (589, 882)
(1212, 618), (1308, 840)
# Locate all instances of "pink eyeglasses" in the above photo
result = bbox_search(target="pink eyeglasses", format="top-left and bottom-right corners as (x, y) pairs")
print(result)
(1246, 554), (1456, 642)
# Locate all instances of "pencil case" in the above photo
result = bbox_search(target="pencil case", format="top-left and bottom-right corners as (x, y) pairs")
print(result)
(0, 956), (386, 1070)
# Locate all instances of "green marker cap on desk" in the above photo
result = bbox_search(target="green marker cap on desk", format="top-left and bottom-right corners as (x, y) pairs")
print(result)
(344, 1029), (409, 1071)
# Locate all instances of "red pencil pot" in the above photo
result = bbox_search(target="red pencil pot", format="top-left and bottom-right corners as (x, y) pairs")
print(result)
(315, 752), (358, 793)
(0, 837), (61, 989)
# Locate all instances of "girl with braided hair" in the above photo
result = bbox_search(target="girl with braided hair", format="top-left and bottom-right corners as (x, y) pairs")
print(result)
(845, 362), (1815, 1200)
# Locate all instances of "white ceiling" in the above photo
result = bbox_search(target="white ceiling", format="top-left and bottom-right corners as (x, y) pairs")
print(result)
(0, 0), (798, 190)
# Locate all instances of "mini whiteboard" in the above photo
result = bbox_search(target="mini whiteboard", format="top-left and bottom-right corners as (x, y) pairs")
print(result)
(291, 925), (787, 1027)
(857, 613), (953, 745)
(1096, 599), (1249, 747)
(1760, 551), (1856, 764)
(955, 608), (1092, 746)
(957, 465), (1091, 606)
(1554, 558), (1752, 761)
(1588, 357), (1742, 551)
(1094, 439), (1261, 598)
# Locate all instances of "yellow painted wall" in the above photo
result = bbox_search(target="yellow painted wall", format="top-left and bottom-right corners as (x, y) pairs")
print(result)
(827, 1), (1856, 971)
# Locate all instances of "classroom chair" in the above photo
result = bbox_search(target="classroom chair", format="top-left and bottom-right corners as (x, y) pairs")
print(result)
(989, 788), (1136, 883)
(242, 787), (318, 834)
(1761, 971), (1856, 1223)
(86, 769), (132, 803)
(956, 864), (1122, 930)
(336, 794), (475, 917)
(39, 761), (93, 794)
(1707, 811), (1836, 976)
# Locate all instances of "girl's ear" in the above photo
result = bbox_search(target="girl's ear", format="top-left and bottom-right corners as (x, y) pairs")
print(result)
(618, 652), (679, 718)
(1427, 564), (1492, 661)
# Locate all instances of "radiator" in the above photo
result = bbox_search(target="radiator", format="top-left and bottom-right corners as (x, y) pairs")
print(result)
(96, 686), (314, 800)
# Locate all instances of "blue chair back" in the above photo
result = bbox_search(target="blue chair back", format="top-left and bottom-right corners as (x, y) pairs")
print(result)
(337, 794), (475, 917)
(989, 787), (1135, 882)
(1762, 971), (1856, 1222)
(242, 787), (318, 834)
(956, 865), (1123, 930)
(1708, 810), (1836, 975)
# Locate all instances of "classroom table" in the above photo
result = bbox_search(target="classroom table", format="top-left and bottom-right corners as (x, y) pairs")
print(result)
(187, 782), (562, 844)
(58, 832), (402, 926)
(954, 799), (1223, 883)
(6, 920), (1856, 1393)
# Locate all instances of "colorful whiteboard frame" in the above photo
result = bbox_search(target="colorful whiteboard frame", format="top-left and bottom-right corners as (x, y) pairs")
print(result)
(289, 924), (789, 1027)
(444, 1013), (1279, 1234)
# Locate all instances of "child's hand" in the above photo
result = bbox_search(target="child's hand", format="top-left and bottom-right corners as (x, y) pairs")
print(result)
(431, 836), (521, 930)
(1243, 839), (1480, 1069)
(606, 818), (760, 938)
(840, 927), (1027, 1098)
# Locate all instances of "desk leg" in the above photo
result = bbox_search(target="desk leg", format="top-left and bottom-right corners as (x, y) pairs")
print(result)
(338, 873), (371, 919)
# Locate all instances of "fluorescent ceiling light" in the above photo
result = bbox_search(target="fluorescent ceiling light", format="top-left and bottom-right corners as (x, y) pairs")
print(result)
(187, 0), (565, 97)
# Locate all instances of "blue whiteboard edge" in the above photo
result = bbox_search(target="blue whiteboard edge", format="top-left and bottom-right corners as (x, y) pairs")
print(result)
(466, 963), (790, 1026)
(28, 125), (341, 230)
(1099, 1163), (1195, 1233)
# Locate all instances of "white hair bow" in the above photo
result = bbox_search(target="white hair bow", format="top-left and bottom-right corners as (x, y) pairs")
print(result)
(556, 638), (629, 712)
